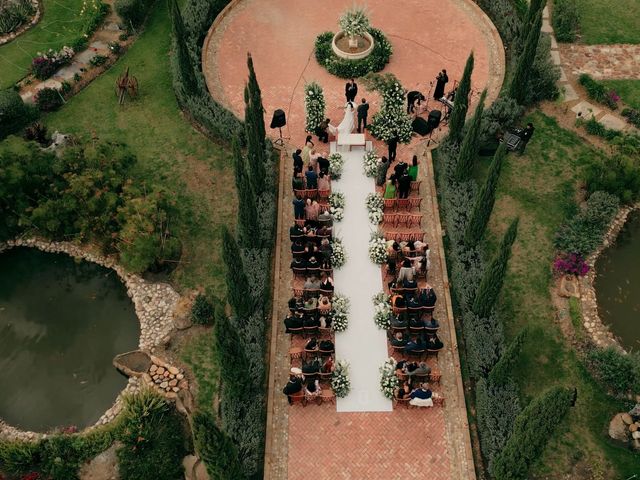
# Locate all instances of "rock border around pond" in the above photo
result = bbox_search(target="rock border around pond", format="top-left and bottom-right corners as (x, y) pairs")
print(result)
(0, 237), (185, 442)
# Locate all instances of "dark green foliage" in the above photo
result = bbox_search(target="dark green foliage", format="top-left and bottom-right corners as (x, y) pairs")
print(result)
(585, 155), (640, 204)
(244, 77), (267, 194)
(0, 88), (34, 139)
(476, 0), (522, 47)
(191, 294), (215, 325)
(554, 191), (618, 256)
(35, 87), (63, 112)
(454, 89), (487, 181)
(221, 226), (253, 319)
(448, 52), (474, 144)
(115, 0), (153, 29)
(193, 411), (244, 480)
(232, 140), (260, 246)
(622, 107), (640, 129)
(522, 33), (560, 105)
(578, 73), (618, 109)
(586, 347), (640, 396)
(314, 28), (393, 78)
(582, 116), (623, 141)
(246, 54), (266, 146)
(479, 96), (524, 145)
(0, 0), (35, 34)
(489, 328), (528, 385)
(476, 377), (522, 471)
(509, 11), (542, 105)
(472, 218), (519, 319)
(517, 0), (544, 48)
(0, 440), (40, 476)
(214, 306), (251, 397)
(168, 0), (197, 96)
(464, 142), (506, 246)
(463, 310), (505, 377)
(491, 387), (574, 479)
(553, 0), (580, 42)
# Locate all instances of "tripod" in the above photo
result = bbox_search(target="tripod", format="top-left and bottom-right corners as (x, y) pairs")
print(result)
(273, 126), (288, 147)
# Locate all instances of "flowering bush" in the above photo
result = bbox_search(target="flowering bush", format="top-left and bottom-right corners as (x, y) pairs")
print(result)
(31, 46), (74, 80)
(338, 6), (370, 38)
(329, 191), (345, 222)
(379, 357), (399, 399)
(362, 148), (379, 177)
(368, 231), (388, 264)
(330, 236), (346, 269)
(331, 293), (350, 332)
(365, 192), (384, 225)
(328, 152), (344, 180)
(372, 291), (392, 329)
(304, 82), (326, 133)
(332, 360), (351, 398)
(553, 253), (590, 276)
(367, 73), (413, 143)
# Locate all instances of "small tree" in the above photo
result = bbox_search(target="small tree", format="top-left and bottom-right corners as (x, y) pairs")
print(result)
(488, 328), (528, 385)
(214, 305), (251, 396)
(472, 218), (519, 319)
(193, 411), (244, 480)
(454, 88), (487, 181)
(448, 51), (474, 144)
(246, 54), (266, 148)
(517, 0), (545, 48)
(365, 73), (413, 143)
(304, 82), (326, 133)
(464, 141), (507, 245)
(232, 141), (259, 246)
(0, 89), (32, 139)
(221, 226), (252, 319)
(168, 0), (197, 96)
(509, 10), (543, 104)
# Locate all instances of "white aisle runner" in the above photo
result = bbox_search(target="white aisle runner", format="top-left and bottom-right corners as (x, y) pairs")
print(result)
(331, 145), (392, 412)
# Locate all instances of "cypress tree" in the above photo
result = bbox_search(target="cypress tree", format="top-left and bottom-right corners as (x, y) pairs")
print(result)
(491, 386), (574, 480)
(472, 217), (519, 319)
(464, 141), (507, 245)
(448, 51), (474, 144)
(232, 138), (260, 246)
(193, 411), (244, 480)
(509, 11), (543, 105)
(454, 88), (487, 181)
(221, 226), (252, 318)
(244, 83), (267, 194)
(518, 0), (545, 49)
(214, 303), (251, 394)
(488, 328), (528, 385)
(168, 0), (197, 96)
(247, 54), (266, 146)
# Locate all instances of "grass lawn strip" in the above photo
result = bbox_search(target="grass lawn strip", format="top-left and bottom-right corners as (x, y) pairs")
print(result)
(574, 0), (640, 44)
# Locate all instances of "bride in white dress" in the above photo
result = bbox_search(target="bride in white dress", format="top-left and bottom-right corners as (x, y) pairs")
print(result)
(331, 101), (356, 136)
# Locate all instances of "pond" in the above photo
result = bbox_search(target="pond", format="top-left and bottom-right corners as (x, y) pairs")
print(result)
(595, 210), (640, 351)
(0, 247), (139, 432)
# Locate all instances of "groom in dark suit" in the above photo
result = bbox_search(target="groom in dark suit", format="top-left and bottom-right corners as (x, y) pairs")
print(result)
(357, 98), (369, 133)
(345, 78), (358, 103)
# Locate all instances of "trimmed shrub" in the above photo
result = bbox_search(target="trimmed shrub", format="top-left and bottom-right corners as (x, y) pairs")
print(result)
(448, 52), (474, 144)
(0, 89), (33, 139)
(489, 328), (528, 385)
(115, 0), (153, 29)
(578, 74), (618, 110)
(585, 155), (640, 204)
(193, 411), (244, 480)
(522, 33), (560, 105)
(191, 294), (214, 325)
(553, 0), (580, 43)
(479, 96), (524, 145)
(491, 387), (574, 479)
(455, 89), (487, 181)
(587, 347), (640, 396)
(622, 107), (640, 129)
(35, 87), (63, 112)
(509, 10), (542, 105)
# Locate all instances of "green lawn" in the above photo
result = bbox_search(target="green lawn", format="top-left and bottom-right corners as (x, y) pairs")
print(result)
(602, 79), (640, 111)
(0, 0), (96, 89)
(575, 0), (640, 44)
(45, 0), (236, 295)
(481, 112), (639, 477)
(179, 328), (220, 410)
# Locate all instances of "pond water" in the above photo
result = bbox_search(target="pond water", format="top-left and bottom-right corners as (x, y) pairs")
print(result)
(595, 210), (640, 351)
(0, 248), (139, 432)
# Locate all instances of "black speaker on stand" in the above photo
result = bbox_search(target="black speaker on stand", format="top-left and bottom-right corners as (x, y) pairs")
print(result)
(426, 109), (442, 147)
(270, 109), (288, 147)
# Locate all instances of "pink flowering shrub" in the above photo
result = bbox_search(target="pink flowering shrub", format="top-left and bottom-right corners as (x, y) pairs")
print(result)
(554, 253), (590, 276)
(31, 47), (74, 80)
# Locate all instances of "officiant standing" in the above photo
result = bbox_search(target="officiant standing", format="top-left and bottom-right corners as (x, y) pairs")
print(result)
(357, 98), (369, 133)
(345, 78), (358, 103)
(433, 69), (448, 99)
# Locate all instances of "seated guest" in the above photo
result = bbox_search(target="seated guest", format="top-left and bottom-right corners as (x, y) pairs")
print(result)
(309, 149), (320, 170)
(376, 156), (390, 187)
(307, 256), (320, 270)
(319, 338), (334, 351)
(292, 149), (304, 172)
(396, 381), (411, 399)
(390, 313), (408, 328)
(290, 223), (304, 240)
(305, 165), (318, 189)
(383, 178), (397, 199)
(405, 337), (423, 354)
(322, 355), (334, 373)
(291, 239), (305, 254)
(414, 256), (428, 279)
(303, 296), (318, 311)
(293, 195), (305, 219)
(395, 359), (408, 374)
(317, 154), (330, 174)
(290, 256), (307, 271)
(407, 361), (431, 377)
(317, 171), (330, 191)
(304, 276), (321, 290)
(302, 357), (321, 375)
(305, 198), (320, 222)
(305, 241), (319, 259)
(406, 295), (420, 310)
(424, 316), (439, 329)
(386, 257), (397, 276)
(320, 272), (334, 291)
(397, 259), (416, 284)
(408, 155), (419, 181)
(303, 313), (320, 328)
(391, 294), (406, 309)
(284, 313), (303, 333)
(319, 238), (332, 262)
(305, 337), (318, 351)
(398, 171), (412, 199)
(409, 383), (433, 407)
(426, 332), (444, 350)
(404, 278), (418, 290)
(408, 313), (423, 328)
(305, 378), (322, 398)
(319, 314), (331, 329)
(292, 173), (304, 190)
(288, 296), (298, 312)
(315, 118), (330, 143)
(283, 375), (303, 403)
(318, 295), (331, 311)
(420, 284), (437, 308)
(318, 209), (332, 225)
(391, 331), (408, 347)
(387, 240), (400, 257)
(317, 225), (332, 237)
(320, 258), (332, 270)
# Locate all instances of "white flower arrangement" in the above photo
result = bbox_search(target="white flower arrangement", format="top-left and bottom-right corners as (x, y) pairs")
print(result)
(368, 231), (388, 265)
(362, 148), (379, 177)
(328, 152), (344, 180)
(329, 191), (345, 222)
(365, 192), (384, 225)
(304, 82), (326, 133)
(338, 7), (370, 38)
(379, 357), (399, 399)
(372, 291), (392, 329)
(330, 237), (346, 269)
(331, 293), (350, 333)
(368, 75), (414, 143)
(332, 360), (351, 398)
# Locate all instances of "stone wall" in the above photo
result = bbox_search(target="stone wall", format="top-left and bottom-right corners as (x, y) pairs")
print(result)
(0, 237), (182, 442)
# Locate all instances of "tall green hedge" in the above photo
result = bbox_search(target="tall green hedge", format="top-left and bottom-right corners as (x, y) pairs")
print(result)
(193, 411), (244, 479)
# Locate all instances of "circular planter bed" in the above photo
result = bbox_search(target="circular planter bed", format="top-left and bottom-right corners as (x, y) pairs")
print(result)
(331, 30), (375, 60)
(315, 27), (392, 78)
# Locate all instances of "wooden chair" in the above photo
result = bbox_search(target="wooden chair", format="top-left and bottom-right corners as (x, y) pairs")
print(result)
(304, 288), (321, 300)
(318, 326), (332, 338)
(408, 197), (422, 211)
(429, 372), (442, 385)
(383, 213), (397, 228)
(319, 202), (330, 213)
(383, 198), (396, 211)
(396, 198), (410, 212)
(294, 219), (306, 228)
(393, 395), (411, 408)
(409, 325), (424, 335)
(306, 267), (320, 277)
(407, 214), (423, 228)
(318, 189), (330, 200)
(292, 267), (307, 278)
(320, 388), (336, 405)
(288, 391), (306, 406)
(305, 188), (318, 199)
(319, 345), (334, 356)
(426, 348), (440, 359)
(303, 325), (319, 337)
(319, 371), (333, 382)
(287, 326), (304, 336)
(391, 344), (405, 355)
(406, 348), (425, 359)
(292, 287), (304, 298)
(432, 395), (445, 407)
(293, 189), (306, 199)
(392, 305), (407, 316)
(410, 180), (421, 192)
(289, 346), (304, 361)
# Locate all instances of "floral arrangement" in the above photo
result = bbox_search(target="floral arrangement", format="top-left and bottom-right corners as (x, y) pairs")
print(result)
(372, 291), (392, 329)
(553, 253), (590, 276)
(362, 148), (379, 177)
(32, 46), (75, 80)
(365, 192), (384, 225)
(331, 293), (350, 332)
(304, 81), (326, 133)
(328, 152), (344, 180)
(338, 6), (370, 38)
(330, 237), (346, 269)
(379, 357), (399, 399)
(329, 191), (345, 222)
(332, 360), (351, 398)
(368, 231), (388, 264)
(367, 73), (413, 143)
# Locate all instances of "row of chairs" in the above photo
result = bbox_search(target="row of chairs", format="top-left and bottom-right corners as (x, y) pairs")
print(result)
(386, 231), (425, 243)
(383, 197), (422, 212)
(393, 394), (445, 408)
(292, 287), (334, 299)
(287, 387), (336, 406)
(292, 266), (333, 278)
(391, 344), (442, 359)
(396, 370), (442, 385)
(383, 212), (423, 228)
(293, 188), (330, 200)
(287, 324), (332, 338)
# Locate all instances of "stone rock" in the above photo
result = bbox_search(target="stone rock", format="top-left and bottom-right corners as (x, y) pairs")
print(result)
(630, 423), (639, 432)
(172, 387), (179, 392)
(150, 364), (158, 373)
(177, 373), (184, 380)
(160, 381), (168, 389)
(169, 366), (179, 375)
(157, 366), (165, 375)
(622, 413), (633, 425)
(169, 379), (178, 387)
(609, 413), (629, 442)
(633, 431), (640, 440)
